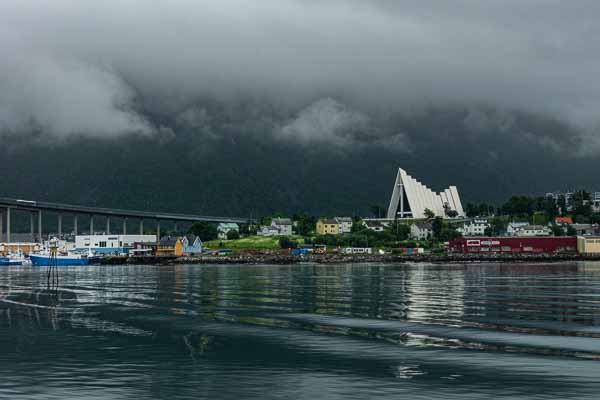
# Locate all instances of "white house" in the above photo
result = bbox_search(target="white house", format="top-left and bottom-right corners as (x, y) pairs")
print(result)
(362, 220), (388, 232)
(459, 218), (490, 236)
(271, 218), (293, 236)
(335, 217), (353, 234)
(410, 222), (433, 240)
(506, 222), (529, 236)
(217, 223), (240, 239)
(516, 225), (552, 237)
(258, 226), (280, 237)
(75, 234), (156, 254)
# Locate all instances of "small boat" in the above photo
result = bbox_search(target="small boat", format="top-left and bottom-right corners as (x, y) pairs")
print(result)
(29, 251), (95, 266)
(0, 251), (27, 266)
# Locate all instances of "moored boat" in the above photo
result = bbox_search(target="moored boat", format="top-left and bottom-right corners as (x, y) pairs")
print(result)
(29, 252), (94, 266)
(0, 251), (27, 266)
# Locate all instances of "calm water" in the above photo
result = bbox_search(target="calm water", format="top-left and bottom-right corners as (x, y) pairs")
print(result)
(1, 262), (600, 399)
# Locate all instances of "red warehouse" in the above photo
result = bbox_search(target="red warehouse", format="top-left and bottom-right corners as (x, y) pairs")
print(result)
(447, 237), (577, 254)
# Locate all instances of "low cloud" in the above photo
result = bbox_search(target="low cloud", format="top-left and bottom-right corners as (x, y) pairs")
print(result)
(1, 0), (600, 150)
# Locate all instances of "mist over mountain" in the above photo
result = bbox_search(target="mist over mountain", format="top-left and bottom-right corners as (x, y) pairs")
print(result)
(2, 1), (600, 217)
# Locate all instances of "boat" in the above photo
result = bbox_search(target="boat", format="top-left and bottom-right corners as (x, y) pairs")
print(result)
(29, 250), (97, 266)
(0, 251), (27, 266)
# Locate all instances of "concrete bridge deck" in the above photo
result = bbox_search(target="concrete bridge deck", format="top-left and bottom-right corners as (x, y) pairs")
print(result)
(0, 197), (252, 243)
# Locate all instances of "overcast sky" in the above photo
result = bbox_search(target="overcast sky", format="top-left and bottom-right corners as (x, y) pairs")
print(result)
(1, 0), (599, 142)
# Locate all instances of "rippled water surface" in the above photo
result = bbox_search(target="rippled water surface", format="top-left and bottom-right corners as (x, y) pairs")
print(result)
(1, 262), (600, 399)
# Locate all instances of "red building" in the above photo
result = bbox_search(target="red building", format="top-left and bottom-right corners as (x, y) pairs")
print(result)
(448, 237), (577, 254)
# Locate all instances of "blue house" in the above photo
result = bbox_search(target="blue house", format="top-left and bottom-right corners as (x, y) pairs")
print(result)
(181, 235), (203, 255)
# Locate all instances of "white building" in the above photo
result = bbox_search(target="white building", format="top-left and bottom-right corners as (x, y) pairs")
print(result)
(258, 218), (293, 236)
(506, 222), (529, 236)
(335, 217), (353, 233)
(75, 234), (156, 254)
(459, 218), (490, 236)
(362, 220), (389, 232)
(271, 218), (293, 236)
(217, 223), (239, 239)
(516, 225), (551, 237)
(341, 247), (373, 255)
(410, 222), (433, 240)
(387, 168), (465, 219)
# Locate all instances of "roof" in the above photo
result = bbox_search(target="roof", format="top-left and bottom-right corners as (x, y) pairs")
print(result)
(218, 223), (239, 229)
(521, 225), (548, 230)
(272, 218), (292, 225)
(159, 236), (178, 246)
(320, 218), (339, 225)
(363, 220), (385, 228)
(335, 217), (353, 223)
(184, 234), (201, 244)
(555, 217), (573, 224)
(414, 222), (433, 230)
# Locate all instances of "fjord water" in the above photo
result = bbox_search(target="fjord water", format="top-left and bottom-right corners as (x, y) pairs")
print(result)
(1, 263), (599, 399)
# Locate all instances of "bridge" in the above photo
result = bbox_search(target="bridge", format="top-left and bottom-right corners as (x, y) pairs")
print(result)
(0, 197), (252, 243)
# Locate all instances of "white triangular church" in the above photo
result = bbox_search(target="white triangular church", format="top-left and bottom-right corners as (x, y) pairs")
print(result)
(386, 168), (465, 219)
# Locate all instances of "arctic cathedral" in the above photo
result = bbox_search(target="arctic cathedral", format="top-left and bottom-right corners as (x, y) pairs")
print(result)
(386, 168), (465, 219)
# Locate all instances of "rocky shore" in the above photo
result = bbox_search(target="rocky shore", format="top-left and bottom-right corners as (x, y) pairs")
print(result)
(96, 252), (600, 265)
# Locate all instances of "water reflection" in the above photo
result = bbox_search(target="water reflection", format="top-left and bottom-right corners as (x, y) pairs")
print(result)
(0, 262), (599, 399)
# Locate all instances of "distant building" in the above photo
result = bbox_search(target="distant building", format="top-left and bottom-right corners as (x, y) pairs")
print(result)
(335, 217), (353, 233)
(459, 218), (490, 236)
(181, 235), (203, 255)
(258, 218), (293, 236)
(506, 222), (529, 236)
(448, 237), (576, 254)
(341, 247), (373, 255)
(577, 236), (600, 254)
(410, 222), (433, 240)
(571, 224), (597, 236)
(316, 219), (340, 235)
(271, 218), (293, 236)
(362, 220), (388, 232)
(555, 217), (573, 225)
(156, 236), (182, 256)
(217, 223), (239, 239)
(516, 225), (551, 237)
(0, 242), (41, 256)
(387, 168), (465, 219)
(75, 234), (156, 255)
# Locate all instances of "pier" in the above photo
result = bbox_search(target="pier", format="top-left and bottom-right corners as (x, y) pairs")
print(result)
(0, 197), (252, 243)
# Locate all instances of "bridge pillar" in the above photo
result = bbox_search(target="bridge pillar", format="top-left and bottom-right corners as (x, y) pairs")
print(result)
(122, 218), (127, 235)
(174, 222), (178, 233)
(0, 209), (3, 242)
(90, 215), (94, 235)
(73, 215), (78, 236)
(106, 217), (110, 234)
(157, 221), (161, 241)
(38, 211), (42, 243)
(58, 214), (63, 239)
(6, 207), (10, 243)
(139, 220), (144, 235)
(30, 212), (35, 242)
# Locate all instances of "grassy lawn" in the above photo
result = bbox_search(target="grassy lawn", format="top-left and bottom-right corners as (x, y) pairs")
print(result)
(204, 235), (305, 250)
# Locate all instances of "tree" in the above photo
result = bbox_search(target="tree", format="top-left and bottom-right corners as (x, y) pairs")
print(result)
(424, 208), (435, 219)
(387, 221), (410, 241)
(465, 203), (478, 218)
(432, 217), (443, 238)
(446, 209), (458, 218)
(188, 222), (218, 241)
(279, 236), (298, 249)
(292, 214), (316, 236)
(566, 225), (577, 236)
(226, 230), (240, 240)
(550, 225), (565, 236)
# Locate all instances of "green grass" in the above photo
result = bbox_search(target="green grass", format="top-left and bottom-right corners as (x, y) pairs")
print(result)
(204, 235), (305, 250)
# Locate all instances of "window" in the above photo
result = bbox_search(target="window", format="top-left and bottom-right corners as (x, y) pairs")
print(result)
(99, 241), (107, 248)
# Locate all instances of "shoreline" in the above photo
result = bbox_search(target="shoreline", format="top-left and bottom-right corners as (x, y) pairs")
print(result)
(96, 253), (600, 266)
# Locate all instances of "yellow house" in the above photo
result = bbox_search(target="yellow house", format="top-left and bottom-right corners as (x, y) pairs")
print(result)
(316, 219), (340, 235)
(156, 236), (184, 256)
